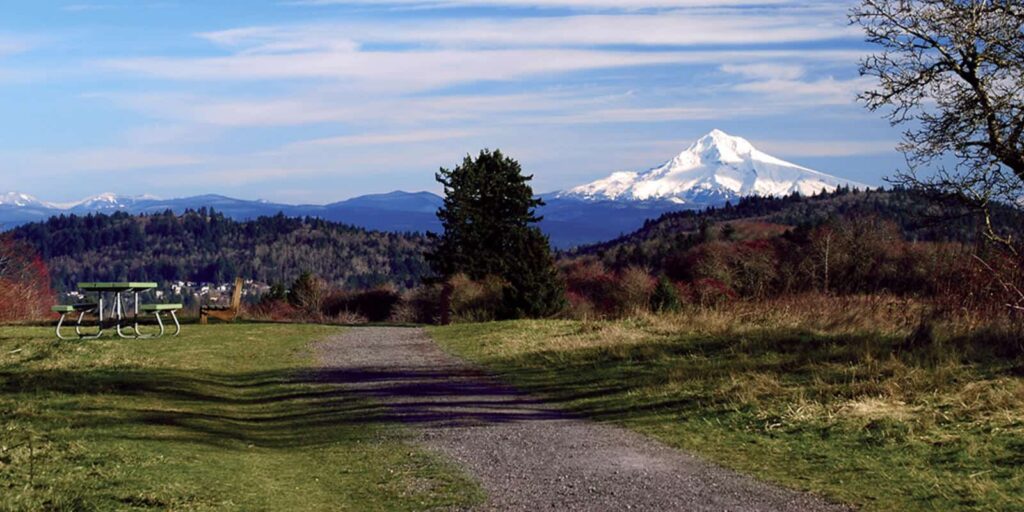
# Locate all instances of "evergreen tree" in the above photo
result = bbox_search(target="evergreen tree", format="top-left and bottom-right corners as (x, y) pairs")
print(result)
(429, 149), (565, 318)
(500, 229), (565, 318)
(650, 275), (682, 313)
(288, 271), (325, 315)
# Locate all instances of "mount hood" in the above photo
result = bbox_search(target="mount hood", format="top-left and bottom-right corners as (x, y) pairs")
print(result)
(559, 129), (865, 204)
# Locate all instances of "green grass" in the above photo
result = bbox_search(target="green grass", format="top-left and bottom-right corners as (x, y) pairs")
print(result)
(429, 316), (1024, 511)
(0, 324), (481, 511)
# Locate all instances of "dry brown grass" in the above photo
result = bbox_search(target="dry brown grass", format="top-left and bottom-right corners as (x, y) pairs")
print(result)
(639, 293), (925, 336)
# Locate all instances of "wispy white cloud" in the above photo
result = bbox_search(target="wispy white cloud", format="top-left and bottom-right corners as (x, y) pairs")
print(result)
(721, 63), (872, 106)
(2, 148), (202, 175)
(94, 90), (585, 126)
(102, 49), (718, 89)
(121, 123), (225, 147)
(720, 63), (807, 81)
(733, 76), (873, 106)
(0, 35), (35, 57)
(94, 5), (866, 119)
(534, 105), (770, 124)
(202, 11), (856, 51)
(285, 129), (477, 149)
(753, 139), (898, 157)
(188, 167), (319, 186)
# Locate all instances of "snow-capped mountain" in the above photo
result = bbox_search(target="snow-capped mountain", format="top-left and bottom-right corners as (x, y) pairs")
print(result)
(65, 192), (161, 212)
(0, 192), (51, 208)
(559, 129), (865, 204)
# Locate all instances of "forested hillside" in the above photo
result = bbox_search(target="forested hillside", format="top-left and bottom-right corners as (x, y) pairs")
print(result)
(571, 187), (1024, 270)
(11, 210), (432, 291)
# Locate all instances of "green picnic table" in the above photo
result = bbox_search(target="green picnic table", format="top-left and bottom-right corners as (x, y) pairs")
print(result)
(52, 282), (181, 340)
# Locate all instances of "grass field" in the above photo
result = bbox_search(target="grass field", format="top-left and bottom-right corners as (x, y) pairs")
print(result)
(430, 298), (1024, 511)
(0, 324), (481, 511)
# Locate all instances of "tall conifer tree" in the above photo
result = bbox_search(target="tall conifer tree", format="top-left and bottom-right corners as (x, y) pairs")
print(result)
(429, 149), (565, 318)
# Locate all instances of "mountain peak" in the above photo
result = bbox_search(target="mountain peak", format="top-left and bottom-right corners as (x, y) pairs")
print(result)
(0, 192), (48, 208)
(88, 192), (120, 203)
(67, 192), (161, 211)
(559, 130), (866, 204)
(694, 129), (753, 155)
(700, 128), (741, 145)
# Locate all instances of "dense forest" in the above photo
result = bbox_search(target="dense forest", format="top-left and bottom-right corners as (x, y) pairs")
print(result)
(570, 187), (1024, 271)
(11, 209), (432, 291)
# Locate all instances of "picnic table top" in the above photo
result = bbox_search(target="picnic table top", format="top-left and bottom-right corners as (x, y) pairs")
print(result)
(78, 282), (159, 292)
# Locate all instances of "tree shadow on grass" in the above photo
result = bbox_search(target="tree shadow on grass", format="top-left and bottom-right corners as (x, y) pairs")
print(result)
(6, 327), (1010, 453)
(1, 363), (567, 451)
(463, 327), (1024, 427)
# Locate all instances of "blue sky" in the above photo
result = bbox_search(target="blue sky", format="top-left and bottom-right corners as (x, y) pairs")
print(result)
(0, 0), (904, 203)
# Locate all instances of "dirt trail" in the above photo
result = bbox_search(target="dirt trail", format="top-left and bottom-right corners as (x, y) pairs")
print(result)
(315, 327), (848, 512)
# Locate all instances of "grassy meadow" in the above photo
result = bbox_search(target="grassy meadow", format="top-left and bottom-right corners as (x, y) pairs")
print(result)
(430, 295), (1024, 511)
(0, 324), (481, 511)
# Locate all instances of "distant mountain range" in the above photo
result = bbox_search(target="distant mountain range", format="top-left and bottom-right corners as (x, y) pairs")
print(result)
(0, 190), (445, 234)
(1, 130), (866, 248)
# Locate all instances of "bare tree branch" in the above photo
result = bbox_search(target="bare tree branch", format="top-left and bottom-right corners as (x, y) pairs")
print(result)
(853, 0), (1024, 253)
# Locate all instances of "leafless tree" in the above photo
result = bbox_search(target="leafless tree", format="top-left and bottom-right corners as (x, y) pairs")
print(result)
(852, 0), (1024, 254)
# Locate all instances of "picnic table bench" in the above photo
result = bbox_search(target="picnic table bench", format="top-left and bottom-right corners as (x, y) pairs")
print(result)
(53, 282), (181, 340)
(200, 277), (244, 324)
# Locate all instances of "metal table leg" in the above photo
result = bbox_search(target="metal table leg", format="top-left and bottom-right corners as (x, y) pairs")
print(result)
(115, 291), (134, 339)
(75, 296), (104, 340)
(133, 290), (159, 339)
(151, 310), (180, 337)
(55, 312), (70, 340)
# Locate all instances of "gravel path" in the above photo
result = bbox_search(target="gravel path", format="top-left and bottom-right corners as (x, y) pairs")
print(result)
(314, 327), (849, 512)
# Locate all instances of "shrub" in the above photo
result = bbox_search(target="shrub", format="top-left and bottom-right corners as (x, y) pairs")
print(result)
(332, 310), (369, 325)
(564, 290), (600, 320)
(351, 288), (402, 322)
(562, 259), (619, 316)
(402, 284), (446, 324)
(801, 217), (907, 295)
(262, 283), (287, 303)
(931, 245), (1024, 320)
(246, 299), (300, 322)
(616, 266), (655, 314)
(650, 275), (682, 313)
(666, 241), (779, 299)
(322, 287), (402, 323)
(674, 280), (694, 305)
(730, 240), (780, 298)
(321, 290), (351, 318)
(448, 274), (505, 323)
(0, 236), (54, 322)
(288, 271), (327, 318)
(387, 298), (418, 324)
(692, 278), (737, 307)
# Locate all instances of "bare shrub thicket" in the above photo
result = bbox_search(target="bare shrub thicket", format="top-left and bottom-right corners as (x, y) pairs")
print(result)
(323, 287), (401, 323)
(396, 284), (446, 324)
(0, 236), (54, 322)
(615, 266), (656, 315)
(446, 274), (505, 323)
(246, 299), (301, 323)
